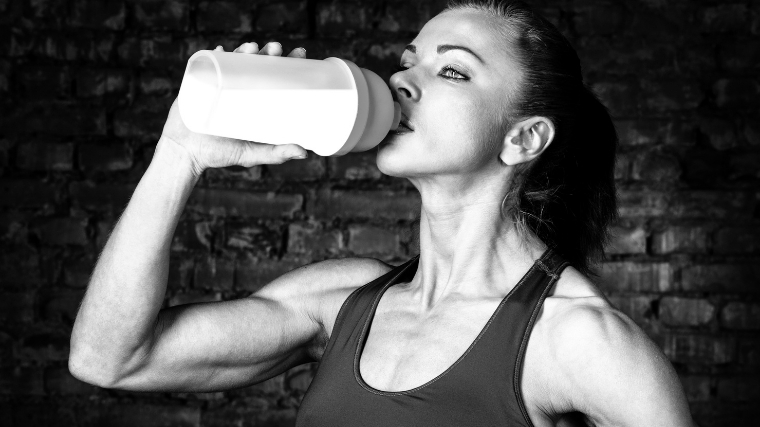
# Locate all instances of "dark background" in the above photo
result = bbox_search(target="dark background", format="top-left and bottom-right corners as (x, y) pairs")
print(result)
(0, 0), (758, 425)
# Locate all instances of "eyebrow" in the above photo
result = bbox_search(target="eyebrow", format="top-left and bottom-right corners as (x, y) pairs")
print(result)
(404, 44), (485, 64)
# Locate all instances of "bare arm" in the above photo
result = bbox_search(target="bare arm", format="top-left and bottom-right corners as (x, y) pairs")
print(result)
(69, 42), (344, 391)
(552, 304), (695, 427)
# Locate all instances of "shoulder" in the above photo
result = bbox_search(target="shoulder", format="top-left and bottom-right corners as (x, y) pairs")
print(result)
(254, 257), (393, 303)
(540, 268), (694, 426)
(253, 257), (394, 358)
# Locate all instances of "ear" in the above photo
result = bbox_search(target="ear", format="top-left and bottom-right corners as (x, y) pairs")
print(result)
(499, 116), (556, 166)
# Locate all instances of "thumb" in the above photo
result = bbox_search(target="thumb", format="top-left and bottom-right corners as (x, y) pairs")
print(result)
(239, 141), (308, 166)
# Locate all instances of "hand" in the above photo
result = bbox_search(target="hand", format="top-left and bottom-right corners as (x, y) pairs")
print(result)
(160, 41), (309, 176)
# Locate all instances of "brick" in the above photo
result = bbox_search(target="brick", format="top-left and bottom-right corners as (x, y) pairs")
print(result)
(316, 0), (370, 36)
(78, 142), (134, 172)
(0, 211), (26, 242)
(44, 366), (97, 395)
(69, 181), (136, 213)
(0, 367), (44, 395)
(606, 294), (656, 326)
(41, 290), (85, 325)
(312, 189), (420, 220)
(234, 256), (304, 293)
(713, 78), (760, 108)
(204, 166), (263, 184)
(15, 104), (107, 136)
(573, 1), (625, 35)
(196, 2), (252, 33)
(715, 227), (760, 254)
(34, 217), (88, 246)
(738, 338), (760, 367)
(613, 152), (629, 181)
(651, 226), (708, 254)
(0, 246), (41, 287)
(168, 256), (194, 290)
(287, 222), (343, 255)
(699, 117), (739, 151)
(348, 225), (399, 256)
(194, 257), (234, 290)
(70, 0), (126, 30)
(641, 79), (703, 113)
(330, 151), (383, 180)
(605, 225), (646, 255)
(591, 80), (639, 117)
(617, 190), (667, 217)
(0, 331), (12, 367)
(745, 118), (760, 146)
(720, 302), (760, 330)
(679, 375), (711, 402)
(22, 0), (68, 28)
(659, 297), (714, 327)
(223, 222), (275, 252)
(132, 0), (190, 31)
(267, 156), (326, 181)
(598, 262), (673, 293)
(256, 2), (308, 34)
(668, 191), (753, 219)
(16, 141), (74, 171)
(663, 333), (735, 364)
(138, 73), (174, 96)
(729, 152), (760, 179)
(377, 0), (429, 33)
(62, 252), (97, 288)
(680, 264), (760, 293)
(172, 220), (217, 251)
(615, 119), (698, 147)
(96, 404), (200, 427)
(17, 65), (72, 99)
(17, 332), (70, 362)
(168, 290), (222, 307)
(75, 68), (130, 97)
(188, 189), (302, 218)
(718, 39), (760, 72)
(717, 376), (760, 401)
(116, 35), (185, 68)
(631, 150), (681, 182)
(701, 4), (749, 33)
(0, 292), (35, 322)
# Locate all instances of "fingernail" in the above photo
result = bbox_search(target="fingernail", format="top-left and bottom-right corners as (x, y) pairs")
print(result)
(297, 47), (306, 54)
(292, 153), (307, 159)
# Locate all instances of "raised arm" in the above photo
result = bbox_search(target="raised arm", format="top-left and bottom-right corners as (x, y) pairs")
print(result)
(68, 42), (386, 392)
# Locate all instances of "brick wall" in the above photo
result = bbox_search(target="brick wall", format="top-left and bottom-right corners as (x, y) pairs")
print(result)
(0, 0), (758, 426)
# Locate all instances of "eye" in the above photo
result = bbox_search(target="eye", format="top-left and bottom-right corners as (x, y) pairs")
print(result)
(440, 65), (468, 81)
(395, 64), (409, 73)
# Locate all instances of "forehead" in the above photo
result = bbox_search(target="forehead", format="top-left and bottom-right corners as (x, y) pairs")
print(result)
(412, 9), (514, 62)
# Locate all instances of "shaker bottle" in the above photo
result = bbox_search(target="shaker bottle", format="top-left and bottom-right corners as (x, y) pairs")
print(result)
(177, 50), (402, 156)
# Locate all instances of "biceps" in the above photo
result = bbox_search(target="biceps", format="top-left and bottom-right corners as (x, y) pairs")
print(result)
(113, 297), (318, 392)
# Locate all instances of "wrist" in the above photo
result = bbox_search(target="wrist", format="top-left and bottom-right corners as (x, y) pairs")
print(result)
(153, 136), (204, 182)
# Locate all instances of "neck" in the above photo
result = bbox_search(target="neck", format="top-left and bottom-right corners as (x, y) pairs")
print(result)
(407, 174), (546, 311)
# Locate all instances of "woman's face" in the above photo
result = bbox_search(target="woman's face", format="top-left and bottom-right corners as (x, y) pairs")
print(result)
(376, 8), (524, 181)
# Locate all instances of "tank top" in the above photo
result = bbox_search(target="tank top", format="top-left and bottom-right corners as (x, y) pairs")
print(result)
(295, 248), (570, 427)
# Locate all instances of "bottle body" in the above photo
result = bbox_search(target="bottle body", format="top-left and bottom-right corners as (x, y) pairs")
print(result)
(177, 50), (400, 156)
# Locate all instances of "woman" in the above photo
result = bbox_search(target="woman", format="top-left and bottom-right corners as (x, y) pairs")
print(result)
(69, 1), (695, 426)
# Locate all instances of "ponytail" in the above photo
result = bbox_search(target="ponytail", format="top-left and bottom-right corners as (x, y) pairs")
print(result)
(447, 0), (619, 274)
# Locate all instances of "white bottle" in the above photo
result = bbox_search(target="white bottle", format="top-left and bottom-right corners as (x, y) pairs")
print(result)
(177, 50), (402, 156)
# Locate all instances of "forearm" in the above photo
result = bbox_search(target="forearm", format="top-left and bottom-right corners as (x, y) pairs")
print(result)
(70, 136), (200, 382)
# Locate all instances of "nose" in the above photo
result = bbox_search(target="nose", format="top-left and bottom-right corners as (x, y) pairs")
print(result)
(389, 70), (420, 103)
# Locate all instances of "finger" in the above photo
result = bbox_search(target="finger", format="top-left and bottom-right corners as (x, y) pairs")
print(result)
(287, 47), (307, 58)
(240, 142), (307, 165)
(258, 41), (283, 56)
(234, 42), (259, 54)
(214, 45), (224, 52)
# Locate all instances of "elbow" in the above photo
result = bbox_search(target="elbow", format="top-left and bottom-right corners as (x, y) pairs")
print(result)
(68, 348), (119, 389)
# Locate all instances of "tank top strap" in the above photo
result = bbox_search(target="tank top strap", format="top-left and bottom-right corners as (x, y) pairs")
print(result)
(321, 256), (419, 362)
(509, 247), (570, 426)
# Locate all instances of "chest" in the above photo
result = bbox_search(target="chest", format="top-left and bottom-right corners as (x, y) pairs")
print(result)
(358, 289), (572, 426)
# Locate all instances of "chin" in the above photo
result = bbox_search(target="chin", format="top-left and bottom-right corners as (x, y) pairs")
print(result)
(376, 135), (421, 178)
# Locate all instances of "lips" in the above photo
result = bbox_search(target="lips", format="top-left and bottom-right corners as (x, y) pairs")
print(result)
(393, 112), (413, 133)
